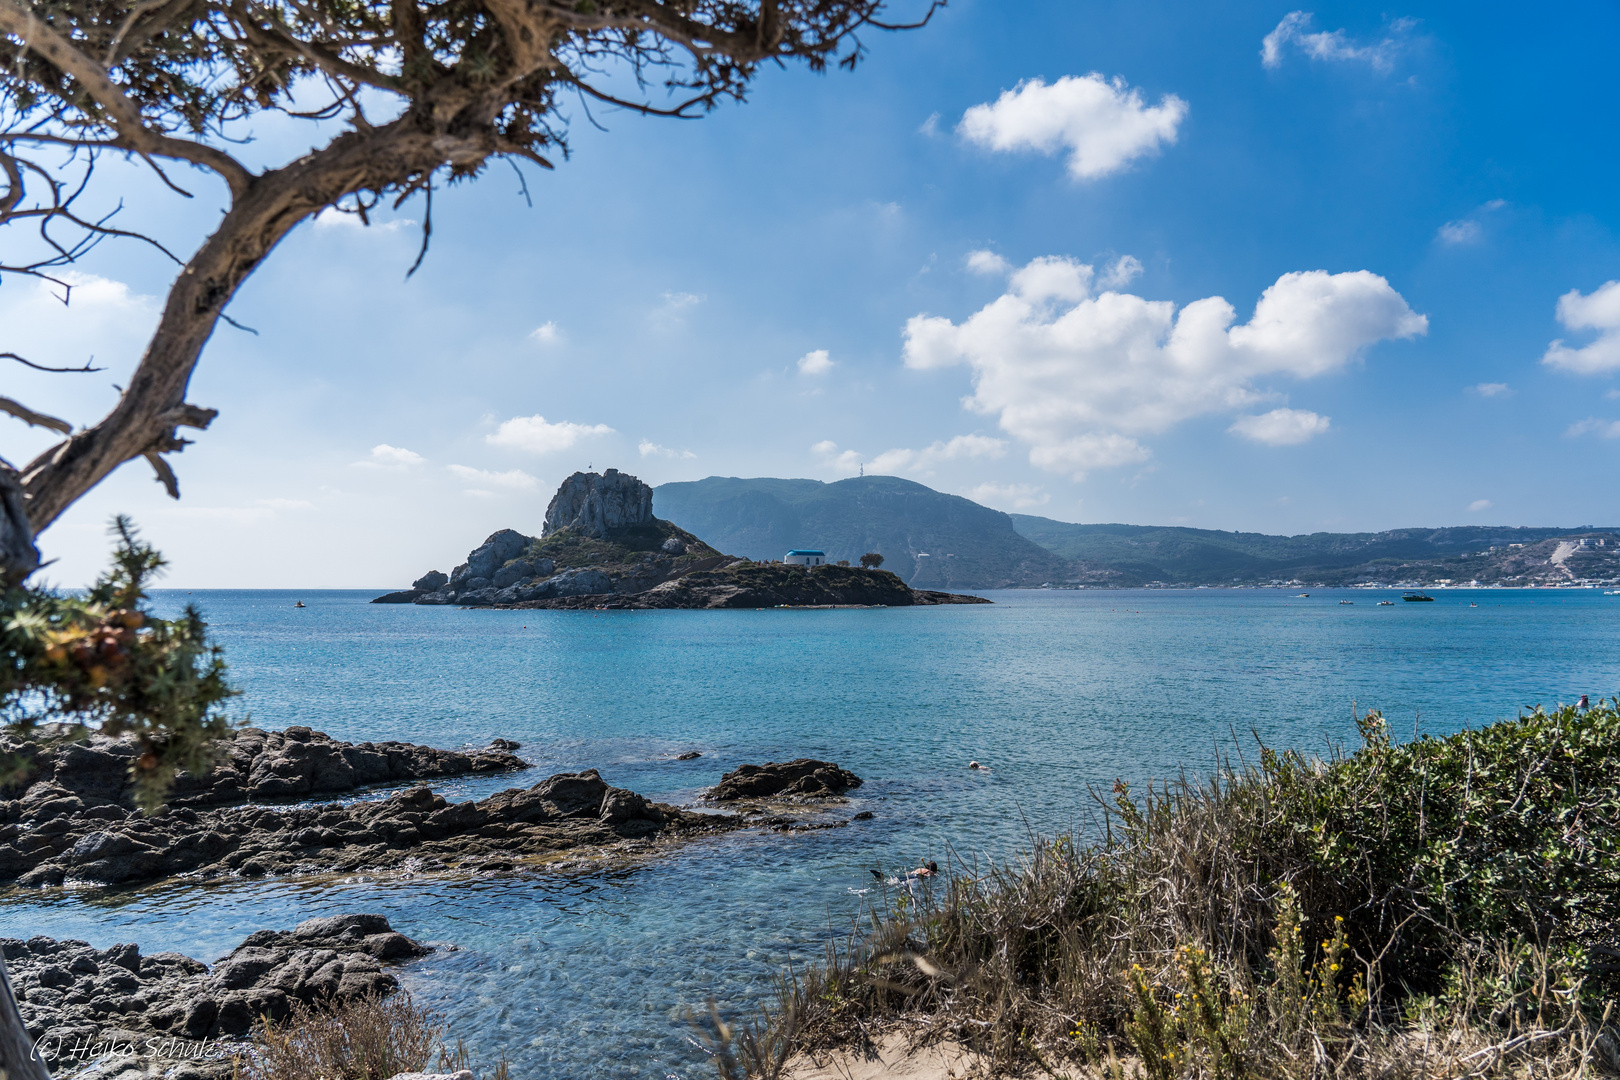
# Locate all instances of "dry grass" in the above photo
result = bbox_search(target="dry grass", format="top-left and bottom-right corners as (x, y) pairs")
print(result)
(239, 992), (443, 1080)
(728, 705), (1620, 1079)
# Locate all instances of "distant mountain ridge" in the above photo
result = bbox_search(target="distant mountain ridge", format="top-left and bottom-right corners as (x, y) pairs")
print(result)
(652, 475), (1620, 588)
(1008, 518), (1620, 586)
(652, 476), (1094, 589)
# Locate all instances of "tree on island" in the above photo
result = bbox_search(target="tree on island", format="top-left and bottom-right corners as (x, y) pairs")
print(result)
(860, 552), (884, 569)
(0, 0), (940, 584)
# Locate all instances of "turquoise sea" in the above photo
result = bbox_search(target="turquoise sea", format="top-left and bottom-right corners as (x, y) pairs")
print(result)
(5, 587), (1616, 1077)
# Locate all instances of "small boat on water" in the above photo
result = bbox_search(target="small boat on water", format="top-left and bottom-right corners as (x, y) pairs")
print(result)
(1377, 600), (1394, 606)
(294, 600), (306, 608)
(1402, 592), (1434, 602)
(1339, 600), (1354, 605)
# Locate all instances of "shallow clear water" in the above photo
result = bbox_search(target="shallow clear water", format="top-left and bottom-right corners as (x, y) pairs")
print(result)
(5, 588), (1616, 1077)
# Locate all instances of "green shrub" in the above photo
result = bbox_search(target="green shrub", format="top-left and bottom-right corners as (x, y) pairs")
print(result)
(754, 705), (1620, 1078)
(1, 516), (236, 810)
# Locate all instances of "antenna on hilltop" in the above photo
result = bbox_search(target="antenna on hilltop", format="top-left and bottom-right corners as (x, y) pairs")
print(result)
(859, 463), (864, 478)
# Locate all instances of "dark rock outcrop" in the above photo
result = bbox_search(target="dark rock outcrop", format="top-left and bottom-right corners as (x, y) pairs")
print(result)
(711, 759), (863, 800)
(0, 726), (529, 811)
(7, 915), (427, 1079)
(3, 769), (742, 887)
(543, 468), (654, 538)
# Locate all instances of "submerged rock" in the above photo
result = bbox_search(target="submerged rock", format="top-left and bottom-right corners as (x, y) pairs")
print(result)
(711, 760), (863, 800)
(5, 914), (428, 1078)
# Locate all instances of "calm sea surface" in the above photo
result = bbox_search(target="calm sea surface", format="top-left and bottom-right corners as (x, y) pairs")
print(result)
(5, 588), (1616, 1077)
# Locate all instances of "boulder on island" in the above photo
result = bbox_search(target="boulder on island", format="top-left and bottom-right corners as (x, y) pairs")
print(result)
(711, 759), (862, 800)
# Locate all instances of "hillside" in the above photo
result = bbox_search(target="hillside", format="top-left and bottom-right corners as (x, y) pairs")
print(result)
(1010, 517), (1620, 586)
(652, 476), (1103, 589)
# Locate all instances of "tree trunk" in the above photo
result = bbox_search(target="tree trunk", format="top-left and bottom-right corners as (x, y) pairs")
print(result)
(0, 955), (50, 1080)
(0, 467), (38, 585)
(15, 117), (472, 560)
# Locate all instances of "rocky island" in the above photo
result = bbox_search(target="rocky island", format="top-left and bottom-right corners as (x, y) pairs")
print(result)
(374, 469), (988, 609)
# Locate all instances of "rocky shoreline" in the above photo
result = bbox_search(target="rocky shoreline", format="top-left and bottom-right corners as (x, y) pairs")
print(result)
(1, 724), (529, 812)
(7, 914), (429, 1080)
(1, 724), (870, 888)
(4, 766), (747, 888)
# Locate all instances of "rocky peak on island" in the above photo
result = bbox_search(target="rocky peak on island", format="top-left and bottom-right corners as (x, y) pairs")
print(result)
(374, 468), (988, 609)
(543, 468), (654, 538)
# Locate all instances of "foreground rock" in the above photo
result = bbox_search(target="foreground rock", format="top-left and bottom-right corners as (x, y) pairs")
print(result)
(0, 725), (529, 811)
(372, 469), (990, 610)
(4, 769), (742, 887)
(711, 760), (863, 800)
(7, 914), (427, 1079)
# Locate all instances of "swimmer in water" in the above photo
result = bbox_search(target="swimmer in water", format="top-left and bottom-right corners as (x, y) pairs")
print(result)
(968, 761), (990, 771)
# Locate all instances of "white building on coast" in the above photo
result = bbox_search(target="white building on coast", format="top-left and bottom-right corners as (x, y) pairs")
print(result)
(784, 549), (826, 566)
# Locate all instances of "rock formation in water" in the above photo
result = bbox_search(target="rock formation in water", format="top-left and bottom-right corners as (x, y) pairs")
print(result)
(710, 759), (863, 800)
(373, 469), (990, 609)
(0, 725), (528, 811)
(3, 765), (745, 888)
(7, 914), (427, 1079)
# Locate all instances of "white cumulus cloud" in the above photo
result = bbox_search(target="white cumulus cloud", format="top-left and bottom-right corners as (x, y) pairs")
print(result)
(487, 415), (615, 454)
(1470, 382), (1512, 398)
(814, 435), (1007, 478)
(639, 440), (696, 459)
(903, 257), (1425, 478)
(1229, 408), (1331, 446)
(958, 74), (1188, 180)
(529, 321), (561, 345)
(797, 349), (834, 376)
(1468, 499), (1493, 512)
(447, 465), (538, 490)
(1261, 11), (1412, 71)
(1541, 281), (1620, 375)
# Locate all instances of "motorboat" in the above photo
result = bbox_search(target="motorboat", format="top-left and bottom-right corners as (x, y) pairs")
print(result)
(1402, 592), (1434, 602)
(1377, 600), (1394, 605)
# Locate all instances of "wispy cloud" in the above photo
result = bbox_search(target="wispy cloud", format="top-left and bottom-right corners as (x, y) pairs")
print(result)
(529, 321), (561, 345)
(958, 74), (1188, 180)
(1099, 255), (1143, 290)
(1470, 382), (1513, 398)
(965, 250), (1012, 275)
(639, 439), (696, 459)
(1261, 11), (1414, 72)
(354, 444), (425, 468)
(814, 434), (1007, 477)
(1467, 499), (1493, 512)
(486, 415), (615, 454)
(966, 482), (1051, 511)
(1566, 418), (1620, 439)
(1229, 408), (1332, 446)
(447, 464), (538, 490)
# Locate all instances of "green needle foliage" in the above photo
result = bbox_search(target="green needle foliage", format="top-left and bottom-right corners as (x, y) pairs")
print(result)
(758, 704), (1620, 1078)
(1, 516), (235, 810)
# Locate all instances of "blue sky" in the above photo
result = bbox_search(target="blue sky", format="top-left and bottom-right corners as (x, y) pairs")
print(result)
(7, 0), (1620, 586)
